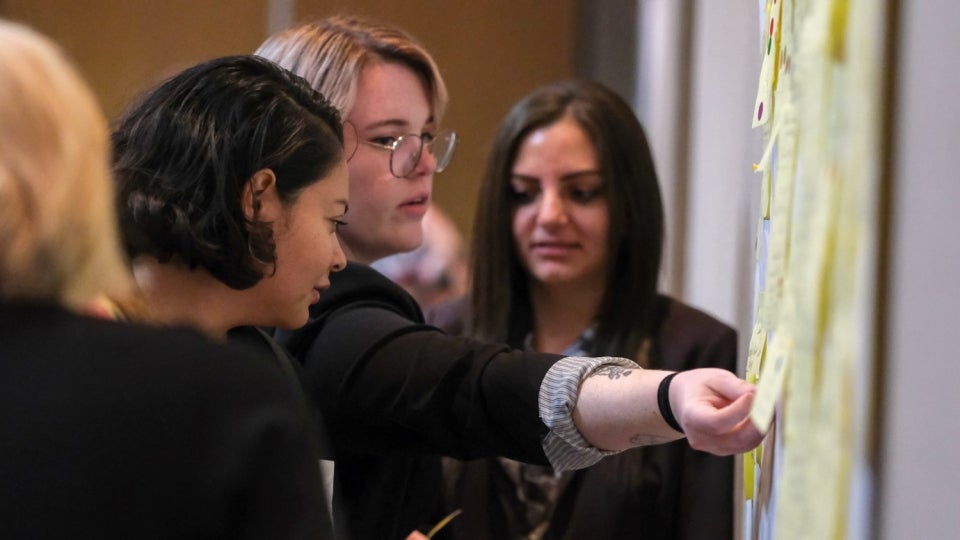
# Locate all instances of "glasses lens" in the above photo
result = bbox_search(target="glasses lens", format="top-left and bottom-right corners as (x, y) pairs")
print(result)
(391, 134), (422, 178)
(428, 130), (457, 173)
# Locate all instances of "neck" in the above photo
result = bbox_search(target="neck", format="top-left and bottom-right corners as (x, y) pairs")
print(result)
(131, 257), (244, 340)
(341, 241), (374, 266)
(527, 279), (605, 354)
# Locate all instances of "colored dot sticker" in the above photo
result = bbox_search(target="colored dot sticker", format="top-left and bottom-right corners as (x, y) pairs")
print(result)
(758, 102), (764, 121)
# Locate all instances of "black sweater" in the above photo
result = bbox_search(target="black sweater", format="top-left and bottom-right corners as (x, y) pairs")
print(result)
(0, 301), (332, 539)
(275, 263), (564, 540)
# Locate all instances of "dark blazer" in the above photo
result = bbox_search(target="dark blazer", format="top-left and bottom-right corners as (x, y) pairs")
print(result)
(428, 295), (738, 540)
(275, 263), (565, 540)
(0, 300), (332, 539)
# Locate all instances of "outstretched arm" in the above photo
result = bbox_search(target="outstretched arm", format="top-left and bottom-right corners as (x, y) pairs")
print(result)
(572, 366), (762, 456)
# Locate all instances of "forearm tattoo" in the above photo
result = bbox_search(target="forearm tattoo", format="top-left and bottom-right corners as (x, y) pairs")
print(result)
(589, 366), (634, 380)
(629, 433), (674, 446)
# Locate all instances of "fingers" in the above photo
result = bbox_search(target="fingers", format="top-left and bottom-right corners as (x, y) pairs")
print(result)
(704, 370), (757, 401)
(677, 370), (764, 455)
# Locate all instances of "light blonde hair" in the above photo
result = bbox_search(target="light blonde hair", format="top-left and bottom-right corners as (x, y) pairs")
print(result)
(255, 15), (448, 121)
(0, 20), (132, 309)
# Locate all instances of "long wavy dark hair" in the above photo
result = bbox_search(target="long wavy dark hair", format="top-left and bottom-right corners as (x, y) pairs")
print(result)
(469, 80), (664, 360)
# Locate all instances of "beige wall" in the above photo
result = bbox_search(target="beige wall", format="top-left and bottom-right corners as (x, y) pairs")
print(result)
(0, 0), (577, 241)
(1, 0), (270, 117)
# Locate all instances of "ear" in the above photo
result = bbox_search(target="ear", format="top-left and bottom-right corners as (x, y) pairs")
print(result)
(241, 168), (281, 221)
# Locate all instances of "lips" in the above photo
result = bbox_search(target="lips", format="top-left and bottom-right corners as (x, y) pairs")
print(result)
(397, 192), (430, 219)
(531, 240), (579, 249)
(529, 240), (579, 257)
(311, 284), (329, 303)
(399, 193), (429, 207)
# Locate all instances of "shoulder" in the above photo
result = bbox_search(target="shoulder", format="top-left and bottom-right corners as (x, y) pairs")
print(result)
(277, 262), (426, 358)
(3, 302), (299, 412)
(313, 262), (423, 320)
(424, 295), (469, 335)
(652, 295), (738, 371)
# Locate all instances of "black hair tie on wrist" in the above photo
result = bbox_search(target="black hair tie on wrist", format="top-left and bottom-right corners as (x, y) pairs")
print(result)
(657, 372), (684, 434)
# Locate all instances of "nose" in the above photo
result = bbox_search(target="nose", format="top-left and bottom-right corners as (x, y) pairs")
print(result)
(536, 189), (568, 226)
(330, 235), (348, 273)
(407, 142), (438, 178)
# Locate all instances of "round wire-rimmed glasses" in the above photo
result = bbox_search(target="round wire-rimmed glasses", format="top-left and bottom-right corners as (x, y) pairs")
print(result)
(360, 128), (457, 178)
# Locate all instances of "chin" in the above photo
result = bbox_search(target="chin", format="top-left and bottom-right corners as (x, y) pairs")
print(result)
(530, 265), (578, 284)
(394, 231), (424, 255)
(275, 310), (309, 331)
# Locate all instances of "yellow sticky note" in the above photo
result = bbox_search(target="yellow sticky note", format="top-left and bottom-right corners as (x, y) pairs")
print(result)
(743, 450), (756, 500)
(828, 0), (849, 61)
(745, 321), (767, 384)
(752, 0), (784, 127)
(750, 332), (791, 432)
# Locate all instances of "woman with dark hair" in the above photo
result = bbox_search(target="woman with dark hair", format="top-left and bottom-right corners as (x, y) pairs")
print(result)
(0, 23), (332, 538)
(430, 79), (736, 539)
(468, 79), (665, 356)
(112, 54), (349, 340)
(111, 55), (353, 534)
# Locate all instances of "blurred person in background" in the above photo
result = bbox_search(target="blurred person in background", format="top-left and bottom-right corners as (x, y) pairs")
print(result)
(372, 203), (469, 310)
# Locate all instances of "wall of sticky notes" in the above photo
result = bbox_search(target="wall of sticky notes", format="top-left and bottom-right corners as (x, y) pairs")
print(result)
(742, 1), (889, 538)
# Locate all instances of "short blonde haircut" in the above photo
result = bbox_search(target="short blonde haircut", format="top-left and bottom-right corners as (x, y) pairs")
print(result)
(255, 15), (448, 122)
(0, 20), (132, 308)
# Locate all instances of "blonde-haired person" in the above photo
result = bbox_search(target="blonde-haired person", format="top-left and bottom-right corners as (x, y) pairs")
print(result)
(257, 15), (450, 262)
(259, 16), (762, 540)
(0, 21), (333, 538)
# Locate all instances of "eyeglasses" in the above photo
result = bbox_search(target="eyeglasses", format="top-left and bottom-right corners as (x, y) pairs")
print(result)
(360, 128), (457, 178)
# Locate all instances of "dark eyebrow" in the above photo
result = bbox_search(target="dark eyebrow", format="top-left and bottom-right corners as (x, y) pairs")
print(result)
(510, 170), (603, 182)
(560, 170), (603, 181)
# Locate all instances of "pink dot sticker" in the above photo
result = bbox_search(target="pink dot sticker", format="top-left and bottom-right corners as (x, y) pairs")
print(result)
(758, 102), (764, 121)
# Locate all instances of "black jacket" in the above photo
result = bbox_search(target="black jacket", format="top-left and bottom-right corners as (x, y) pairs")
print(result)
(275, 263), (564, 540)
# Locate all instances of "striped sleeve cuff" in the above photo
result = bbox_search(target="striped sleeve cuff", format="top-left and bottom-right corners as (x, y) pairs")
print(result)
(538, 355), (640, 472)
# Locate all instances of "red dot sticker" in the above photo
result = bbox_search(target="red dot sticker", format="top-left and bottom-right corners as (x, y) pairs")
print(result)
(770, 18), (774, 36)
